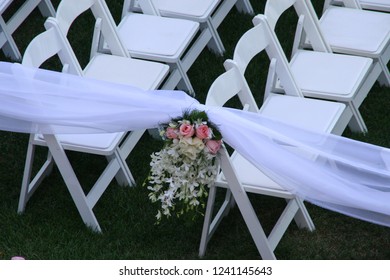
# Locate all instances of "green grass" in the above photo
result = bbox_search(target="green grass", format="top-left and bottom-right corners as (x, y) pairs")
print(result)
(0, 0), (389, 260)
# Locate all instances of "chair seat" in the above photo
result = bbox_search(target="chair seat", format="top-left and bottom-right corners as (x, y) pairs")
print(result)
(85, 54), (169, 90)
(320, 7), (390, 56)
(220, 95), (346, 195)
(260, 95), (346, 132)
(290, 50), (373, 99)
(228, 152), (287, 194)
(117, 13), (199, 62)
(155, 0), (221, 21)
(36, 132), (126, 155)
(37, 54), (167, 155)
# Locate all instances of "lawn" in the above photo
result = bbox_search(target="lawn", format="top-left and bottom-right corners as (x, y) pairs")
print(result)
(0, 0), (389, 260)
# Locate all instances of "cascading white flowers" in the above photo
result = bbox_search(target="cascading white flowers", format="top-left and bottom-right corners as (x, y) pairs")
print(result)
(146, 110), (222, 222)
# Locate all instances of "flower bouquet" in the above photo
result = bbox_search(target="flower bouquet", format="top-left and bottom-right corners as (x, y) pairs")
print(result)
(145, 110), (222, 222)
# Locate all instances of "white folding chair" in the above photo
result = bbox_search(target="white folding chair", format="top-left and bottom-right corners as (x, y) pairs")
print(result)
(199, 53), (351, 259)
(121, 0), (241, 55)
(18, 7), (169, 232)
(92, 0), (209, 96)
(0, 0), (55, 60)
(258, 1), (382, 133)
(47, 0), (169, 90)
(324, 0), (390, 12)
(294, 0), (390, 87)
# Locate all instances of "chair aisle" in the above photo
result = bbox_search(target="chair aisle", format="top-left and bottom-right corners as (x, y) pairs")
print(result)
(0, 0), (389, 260)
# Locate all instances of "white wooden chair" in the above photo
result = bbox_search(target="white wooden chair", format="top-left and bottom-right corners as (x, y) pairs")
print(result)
(259, 1), (381, 133)
(50, 0), (169, 90)
(199, 55), (351, 259)
(0, 0), (55, 60)
(294, 0), (390, 86)
(93, 0), (210, 96)
(324, 0), (390, 12)
(121, 0), (242, 55)
(199, 17), (355, 258)
(18, 4), (169, 232)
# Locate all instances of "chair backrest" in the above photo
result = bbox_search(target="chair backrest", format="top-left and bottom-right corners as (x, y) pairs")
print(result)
(205, 60), (259, 113)
(55, 0), (129, 57)
(264, 0), (332, 53)
(232, 14), (303, 98)
(22, 18), (83, 75)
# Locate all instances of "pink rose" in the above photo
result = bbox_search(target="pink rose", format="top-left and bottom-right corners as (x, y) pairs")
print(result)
(165, 127), (178, 139)
(195, 124), (210, 140)
(205, 139), (222, 155)
(179, 123), (195, 138)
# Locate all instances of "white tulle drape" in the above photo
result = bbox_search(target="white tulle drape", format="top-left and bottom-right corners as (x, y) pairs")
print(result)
(1, 62), (390, 227)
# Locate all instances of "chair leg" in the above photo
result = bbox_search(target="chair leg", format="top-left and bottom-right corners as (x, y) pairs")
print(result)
(85, 130), (144, 208)
(199, 187), (233, 257)
(43, 134), (102, 232)
(18, 136), (54, 213)
(175, 60), (195, 96)
(346, 101), (368, 133)
(160, 67), (180, 91)
(204, 19), (225, 56)
(0, 0), (56, 60)
(105, 151), (134, 187)
(0, 18), (21, 60)
(235, 0), (254, 15)
(118, 130), (145, 184)
(103, 130), (144, 187)
(268, 198), (315, 251)
(20, 130), (143, 232)
(86, 155), (124, 209)
(219, 149), (276, 259)
(199, 185), (217, 257)
(38, 0), (56, 17)
(377, 57), (390, 87)
(293, 198), (315, 231)
(268, 199), (300, 251)
(18, 140), (36, 213)
(114, 148), (135, 185)
(7, 0), (46, 35)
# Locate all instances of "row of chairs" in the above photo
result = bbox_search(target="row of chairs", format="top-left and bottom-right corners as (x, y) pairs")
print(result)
(120, 0), (253, 56)
(12, 0), (390, 259)
(199, 0), (390, 259)
(94, 0), (225, 96)
(2, 0), (387, 63)
(1, 0), (254, 96)
(16, 0), (253, 233)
